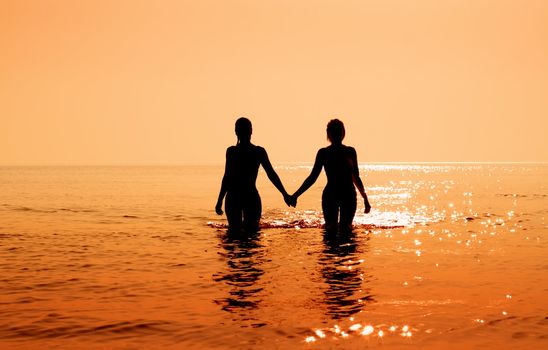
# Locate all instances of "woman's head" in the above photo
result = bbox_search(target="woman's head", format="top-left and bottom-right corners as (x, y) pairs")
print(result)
(235, 117), (252, 144)
(327, 119), (345, 144)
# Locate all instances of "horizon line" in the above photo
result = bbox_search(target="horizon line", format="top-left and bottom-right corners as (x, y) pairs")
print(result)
(1, 161), (548, 167)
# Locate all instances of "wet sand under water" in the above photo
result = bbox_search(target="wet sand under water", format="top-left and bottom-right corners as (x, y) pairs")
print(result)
(0, 164), (547, 349)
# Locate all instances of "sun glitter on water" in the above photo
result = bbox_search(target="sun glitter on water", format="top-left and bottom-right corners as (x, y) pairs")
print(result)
(303, 321), (414, 344)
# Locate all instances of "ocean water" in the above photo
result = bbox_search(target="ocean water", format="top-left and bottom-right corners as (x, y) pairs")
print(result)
(0, 164), (547, 349)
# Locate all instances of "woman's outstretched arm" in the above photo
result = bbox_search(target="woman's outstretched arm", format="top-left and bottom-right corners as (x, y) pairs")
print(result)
(293, 150), (324, 200)
(259, 148), (293, 207)
(350, 148), (371, 213)
(215, 148), (232, 215)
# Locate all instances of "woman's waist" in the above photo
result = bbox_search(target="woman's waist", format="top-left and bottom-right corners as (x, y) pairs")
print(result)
(227, 186), (259, 196)
(324, 182), (355, 192)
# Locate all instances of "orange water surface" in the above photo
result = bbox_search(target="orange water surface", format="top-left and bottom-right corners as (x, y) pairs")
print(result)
(0, 164), (547, 349)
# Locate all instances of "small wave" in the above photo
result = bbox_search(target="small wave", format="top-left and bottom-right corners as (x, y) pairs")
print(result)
(168, 263), (187, 268)
(496, 193), (548, 198)
(151, 235), (181, 241)
(59, 208), (97, 213)
(165, 214), (185, 221)
(3, 204), (101, 214)
(0, 319), (177, 339)
(208, 220), (404, 230)
(0, 296), (47, 305)
(208, 210), (434, 230)
(0, 233), (24, 239)
(12, 206), (57, 213)
(122, 215), (139, 219)
(4, 205), (97, 214)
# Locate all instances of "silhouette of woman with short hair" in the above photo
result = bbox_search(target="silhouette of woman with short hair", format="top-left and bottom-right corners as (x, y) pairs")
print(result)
(292, 119), (371, 231)
(216, 117), (293, 231)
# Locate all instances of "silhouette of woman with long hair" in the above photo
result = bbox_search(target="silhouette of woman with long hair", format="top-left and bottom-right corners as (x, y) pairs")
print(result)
(216, 117), (293, 231)
(292, 119), (371, 231)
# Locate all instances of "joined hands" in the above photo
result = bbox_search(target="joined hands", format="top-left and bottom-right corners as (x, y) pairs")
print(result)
(283, 193), (297, 208)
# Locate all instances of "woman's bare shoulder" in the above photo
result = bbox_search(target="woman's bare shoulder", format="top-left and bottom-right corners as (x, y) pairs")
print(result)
(345, 145), (357, 154)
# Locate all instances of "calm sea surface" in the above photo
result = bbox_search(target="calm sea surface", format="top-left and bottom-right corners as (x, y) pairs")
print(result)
(0, 164), (547, 349)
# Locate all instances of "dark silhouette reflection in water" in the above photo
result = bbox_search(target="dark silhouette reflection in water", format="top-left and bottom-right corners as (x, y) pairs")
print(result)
(319, 229), (374, 320)
(212, 229), (268, 327)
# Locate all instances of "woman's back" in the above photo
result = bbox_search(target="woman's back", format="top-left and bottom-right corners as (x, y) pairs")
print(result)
(322, 144), (356, 193)
(226, 144), (262, 193)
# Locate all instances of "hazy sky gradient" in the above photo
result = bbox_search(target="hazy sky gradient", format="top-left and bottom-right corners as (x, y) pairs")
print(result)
(1, 0), (547, 164)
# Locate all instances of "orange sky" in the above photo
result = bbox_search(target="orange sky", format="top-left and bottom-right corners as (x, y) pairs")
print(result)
(1, 0), (547, 164)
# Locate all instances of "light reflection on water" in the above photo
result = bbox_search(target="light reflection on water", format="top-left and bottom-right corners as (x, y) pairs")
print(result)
(208, 209), (437, 229)
(209, 164), (547, 348)
(0, 164), (547, 349)
(319, 230), (373, 320)
(212, 231), (267, 327)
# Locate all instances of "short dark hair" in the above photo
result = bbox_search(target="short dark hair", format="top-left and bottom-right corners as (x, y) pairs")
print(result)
(327, 119), (345, 144)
